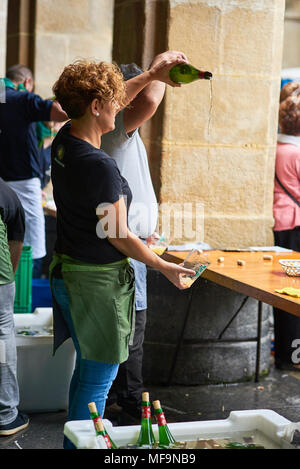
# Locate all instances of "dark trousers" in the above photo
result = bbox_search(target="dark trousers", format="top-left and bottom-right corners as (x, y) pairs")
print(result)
(33, 258), (44, 279)
(108, 308), (147, 415)
(273, 227), (300, 367)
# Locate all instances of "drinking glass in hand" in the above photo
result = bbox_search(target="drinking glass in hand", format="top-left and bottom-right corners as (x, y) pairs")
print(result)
(180, 249), (210, 287)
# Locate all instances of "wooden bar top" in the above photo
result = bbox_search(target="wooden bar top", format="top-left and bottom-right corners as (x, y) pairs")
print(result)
(163, 250), (300, 316)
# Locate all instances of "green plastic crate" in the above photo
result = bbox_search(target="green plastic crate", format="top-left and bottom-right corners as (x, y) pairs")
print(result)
(14, 246), (33, 314)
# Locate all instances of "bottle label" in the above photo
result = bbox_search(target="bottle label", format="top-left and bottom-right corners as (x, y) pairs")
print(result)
(92, 415), (101, 425)
(156, 411), (167, 426)
(142, 406), (151, 419)
(104, 434), (112, 448)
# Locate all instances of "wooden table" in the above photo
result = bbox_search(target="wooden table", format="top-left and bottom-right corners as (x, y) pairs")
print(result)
(163, 250), (300, 383)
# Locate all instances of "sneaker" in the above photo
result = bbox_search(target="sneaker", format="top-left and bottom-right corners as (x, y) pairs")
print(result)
(0, 412), (29, 436)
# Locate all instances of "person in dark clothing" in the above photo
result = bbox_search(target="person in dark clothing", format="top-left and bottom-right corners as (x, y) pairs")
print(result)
(0, 64), (67, 277)
(0, 178), (28, 436)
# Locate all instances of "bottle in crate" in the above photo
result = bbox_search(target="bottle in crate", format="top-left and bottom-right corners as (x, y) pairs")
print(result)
(88, 401), (117, 449)
(136, 392), (156, 448)
(153, 400), (178, 448)
(94, 420), (114, 449)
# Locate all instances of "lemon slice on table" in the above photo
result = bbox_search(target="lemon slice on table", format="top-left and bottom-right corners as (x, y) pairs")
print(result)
(275, 287), (300, 298)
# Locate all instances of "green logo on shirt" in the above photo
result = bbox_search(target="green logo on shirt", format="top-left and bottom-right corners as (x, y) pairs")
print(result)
(55, 145), (65, 167)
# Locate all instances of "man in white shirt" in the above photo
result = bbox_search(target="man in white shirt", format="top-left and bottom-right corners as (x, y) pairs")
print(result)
(101, 51), (187, 423)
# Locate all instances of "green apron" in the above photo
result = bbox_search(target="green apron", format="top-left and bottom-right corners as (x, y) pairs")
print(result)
(50, 253), (136, 364)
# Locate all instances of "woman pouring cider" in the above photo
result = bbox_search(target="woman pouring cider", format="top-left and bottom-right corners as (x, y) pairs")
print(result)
(49, 58), (195, 448)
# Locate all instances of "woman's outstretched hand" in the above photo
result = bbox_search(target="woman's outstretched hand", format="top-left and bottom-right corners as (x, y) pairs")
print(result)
(159, 261), (195, 290)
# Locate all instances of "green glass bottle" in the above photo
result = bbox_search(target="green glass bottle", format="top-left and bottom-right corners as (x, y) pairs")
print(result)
(94, 420), (114, 449)
(137, 392), (156, 448)
(153, 400), (177, 448)
(88, 401), (117, 449)
(169, 64), (212, 84)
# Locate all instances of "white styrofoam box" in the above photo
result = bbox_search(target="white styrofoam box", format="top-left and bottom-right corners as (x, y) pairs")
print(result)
(14, 308), (76, 412)
(14, 307), (53, 330)
(64, 410), (293, 449)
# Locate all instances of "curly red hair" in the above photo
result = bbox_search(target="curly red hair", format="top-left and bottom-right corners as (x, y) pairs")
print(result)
(280, 81), (300, 103)
(279, 94), (300, 135)
(53, 60), (127, 119)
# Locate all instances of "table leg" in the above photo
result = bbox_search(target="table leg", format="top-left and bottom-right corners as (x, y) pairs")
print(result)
(166, 286), (196, 386)
(255, 301), (263, 382)
(217, 296), (249, 340)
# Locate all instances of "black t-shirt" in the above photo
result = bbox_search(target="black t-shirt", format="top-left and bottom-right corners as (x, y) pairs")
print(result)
(51, 122), (132, 264)
(0, 177), (25, 242)
(0, 87), (53, 181)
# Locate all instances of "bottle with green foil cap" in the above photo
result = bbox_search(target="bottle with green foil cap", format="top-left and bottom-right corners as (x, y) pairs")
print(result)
(136, 392), (156, 448)
(88, 401), (117, 449)
(169, 63), (212, 84)
(153, 400), (177, 448)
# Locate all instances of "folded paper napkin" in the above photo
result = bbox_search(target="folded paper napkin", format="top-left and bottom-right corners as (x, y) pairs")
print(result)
(275, 287), (300, 298)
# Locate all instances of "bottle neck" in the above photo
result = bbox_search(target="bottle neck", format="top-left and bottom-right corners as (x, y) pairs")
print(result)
(154, 408), (167, 426)
(90, 411), (101, 426)
(198, 71), (213, 80)
(141, 401), (151, 419)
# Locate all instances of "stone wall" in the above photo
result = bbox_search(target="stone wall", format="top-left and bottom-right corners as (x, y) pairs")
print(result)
(158, 0), (285, 248)
(34, 0), (114, 98)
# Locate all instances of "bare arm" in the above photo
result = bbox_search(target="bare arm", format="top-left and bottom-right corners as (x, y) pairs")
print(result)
(123, 53), (188, 110)
(8, 240), (23, 274)
(97, 198), (195, 290)
(50, 100), (69, 122)
(124, 51), (188, 133)
(123, 82), (165, 134)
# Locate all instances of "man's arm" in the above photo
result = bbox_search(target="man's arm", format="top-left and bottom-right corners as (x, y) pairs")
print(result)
(123, 50), (188, 134)
(3, 187), (26, 273)
(50, 100), (69, 122)
(97, 197), (195, 290)
(8, 240), (23, 274)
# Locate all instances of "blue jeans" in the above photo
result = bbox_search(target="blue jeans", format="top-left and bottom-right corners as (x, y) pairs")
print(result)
(32, 258), (44, 279)
(51, 278), (119, 449)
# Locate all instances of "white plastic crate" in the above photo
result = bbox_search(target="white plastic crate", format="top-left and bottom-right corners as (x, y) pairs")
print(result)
(64, 409), (294, 449)
(14, 308), (76, 412)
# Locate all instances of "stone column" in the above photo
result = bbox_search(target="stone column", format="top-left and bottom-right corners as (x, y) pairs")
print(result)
(113, 0), (168, 198)
(34, 0), (114, 97)
(0, 0), (8, 76)
(6, 0), (36, 71)
(114, 0), (285, 248)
